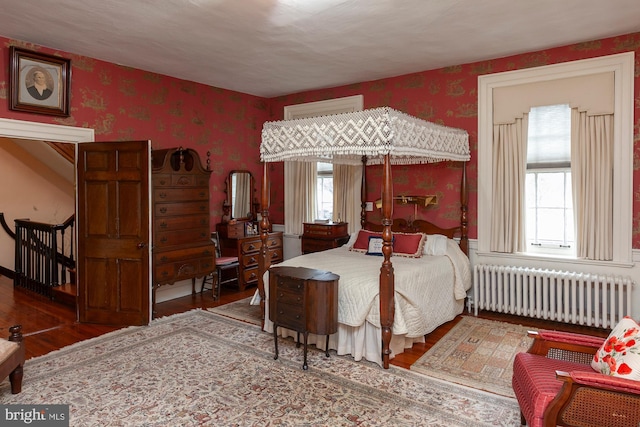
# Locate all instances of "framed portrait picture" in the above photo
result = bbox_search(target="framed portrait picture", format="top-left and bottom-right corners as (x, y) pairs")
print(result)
(9, 46), (71, 117)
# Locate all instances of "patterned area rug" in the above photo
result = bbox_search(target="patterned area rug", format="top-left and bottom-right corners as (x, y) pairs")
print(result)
(207, 296), (261, 325)
(411, 316), (533, 397)
(0, 310), (520, 426)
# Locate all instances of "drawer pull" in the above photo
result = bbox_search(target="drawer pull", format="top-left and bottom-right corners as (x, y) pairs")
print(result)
(159, 179), (167, 185)
(249, 273), (256, 280)
(160, 256), (168, 263)
(159, 221), (167, 229)
(159, 207), (167, 214)
(249, 257), (256, 264)
(199, 191), (206, 197)
(199, 205), (206, 211)
(271, 253), (278, 259)
(200, 232), (206, 238)
(247, 244), (256, 251)
(203, 250), (212, 256)
(160, 237), (167, 243)
(177, 263), (196, 275)
(159, 192), (167, 199)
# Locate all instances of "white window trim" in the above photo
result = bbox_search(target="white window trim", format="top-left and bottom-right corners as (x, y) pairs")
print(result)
(477, 52), (635, 265)
(284, 94), (363, 120)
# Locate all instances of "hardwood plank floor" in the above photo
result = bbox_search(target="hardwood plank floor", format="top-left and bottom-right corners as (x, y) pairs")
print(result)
(0, 274), (608, 368)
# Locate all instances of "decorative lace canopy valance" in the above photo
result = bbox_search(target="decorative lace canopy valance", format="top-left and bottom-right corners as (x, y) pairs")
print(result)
(261, 107), (470, 165)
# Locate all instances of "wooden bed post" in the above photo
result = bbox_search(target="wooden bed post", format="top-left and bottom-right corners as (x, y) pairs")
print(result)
(360, 155), (367, 230)
(380, 153), (394, 369)
(460, 161), (469, 255)
(258, 161), (271, 324)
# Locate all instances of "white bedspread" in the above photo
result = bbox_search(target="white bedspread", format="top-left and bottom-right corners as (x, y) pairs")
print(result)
(261, 240), (471, 365)
(263, 239), (471, 342)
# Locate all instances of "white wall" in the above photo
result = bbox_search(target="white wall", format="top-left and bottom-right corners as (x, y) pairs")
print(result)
(0, 139), (74, 270)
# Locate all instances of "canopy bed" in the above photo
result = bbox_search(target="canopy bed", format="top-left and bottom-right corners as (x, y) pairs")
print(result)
(257, 107), (471, 368)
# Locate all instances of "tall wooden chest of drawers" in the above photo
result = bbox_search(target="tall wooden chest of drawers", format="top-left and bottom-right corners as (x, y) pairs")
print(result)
(151, 148), (216, 316)
(301, 222), (349, 254)
(269, 266), (339, 370)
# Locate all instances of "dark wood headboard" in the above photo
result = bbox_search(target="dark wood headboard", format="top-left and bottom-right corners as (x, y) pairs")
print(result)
(359, 159), (469, 255)
(363, 219), (460, 239)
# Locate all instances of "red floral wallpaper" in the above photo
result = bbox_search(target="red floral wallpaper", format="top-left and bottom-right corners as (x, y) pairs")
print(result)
(269, 32), (640, 246)
(1, 32), (639, 246)
(0, 37), (270, 227)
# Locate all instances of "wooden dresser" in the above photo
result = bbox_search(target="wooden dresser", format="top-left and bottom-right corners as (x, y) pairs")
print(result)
(217, 223), (283, 291)
(151, 148), (216, 316)
(269, 266), (339, 370)
(301, 222), (349, 254)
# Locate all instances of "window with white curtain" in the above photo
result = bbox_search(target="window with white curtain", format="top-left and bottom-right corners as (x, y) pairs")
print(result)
(525, 104), (575, 256)
(283, 95), (363, 237)
(477, 52), (634, 265)
(316, 162), (333, 220)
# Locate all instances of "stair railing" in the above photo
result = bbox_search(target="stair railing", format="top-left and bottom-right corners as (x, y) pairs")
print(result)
(13, 215), (75, 297)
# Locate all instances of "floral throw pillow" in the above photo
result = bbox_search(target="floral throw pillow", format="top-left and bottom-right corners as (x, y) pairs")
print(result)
(591, 316), (640, 379)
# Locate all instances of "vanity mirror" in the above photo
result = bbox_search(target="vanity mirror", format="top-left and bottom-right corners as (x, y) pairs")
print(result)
(222, 170), (257, 222)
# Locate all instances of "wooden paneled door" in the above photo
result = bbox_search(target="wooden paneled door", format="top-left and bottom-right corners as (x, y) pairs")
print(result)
(77, 141), (150, 326)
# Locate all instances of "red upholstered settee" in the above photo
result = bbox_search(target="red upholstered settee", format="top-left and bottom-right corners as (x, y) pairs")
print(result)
(512, 328), (640, 427)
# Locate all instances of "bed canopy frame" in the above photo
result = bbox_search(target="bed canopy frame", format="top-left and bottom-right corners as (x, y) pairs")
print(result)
(258, 107), (470, 368)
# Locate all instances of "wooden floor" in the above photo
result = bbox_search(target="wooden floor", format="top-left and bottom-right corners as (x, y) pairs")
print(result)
(0, 274), (608, 369)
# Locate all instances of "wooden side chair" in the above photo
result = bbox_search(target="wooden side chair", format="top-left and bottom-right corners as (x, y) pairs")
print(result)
(512, 323), (640, 427)
(0, 325), (25, 394)
(201, 231), (239, 300)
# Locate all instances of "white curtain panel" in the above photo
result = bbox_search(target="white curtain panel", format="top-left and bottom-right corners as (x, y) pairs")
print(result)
(284, 161), (317, 236)
(332, 163), (362, 234)
(572, 110), (614, 260)
(490, 117), (528, 253)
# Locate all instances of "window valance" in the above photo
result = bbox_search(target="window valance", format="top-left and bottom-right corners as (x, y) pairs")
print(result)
(261, 107), (470, 165)
(493, 72), (614, 125)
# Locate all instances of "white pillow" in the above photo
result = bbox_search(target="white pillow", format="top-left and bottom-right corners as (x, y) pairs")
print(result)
(345, 231), (359, 248)
(366, 236), (384, 256)
(591, 316), (640, 379)
(423, 234), (448, 256)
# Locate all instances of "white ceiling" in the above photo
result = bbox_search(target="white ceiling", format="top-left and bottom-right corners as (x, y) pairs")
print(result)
(1, 0), (639, 98)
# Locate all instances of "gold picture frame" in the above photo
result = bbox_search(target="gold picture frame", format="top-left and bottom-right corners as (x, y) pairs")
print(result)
(9, 46), (71, 117)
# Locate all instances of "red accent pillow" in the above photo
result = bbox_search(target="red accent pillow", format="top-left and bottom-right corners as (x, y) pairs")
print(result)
(393, 232), (426, 258)
(349, 230), (425, 257)
(350, 230), (382, 252)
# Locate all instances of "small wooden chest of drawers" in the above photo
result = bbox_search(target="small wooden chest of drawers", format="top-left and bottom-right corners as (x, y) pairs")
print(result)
(239, 232), (283, 290)
(218, 231), (283, 291)
(269, 266), (339, 370)
(301, 222), (349, 254)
